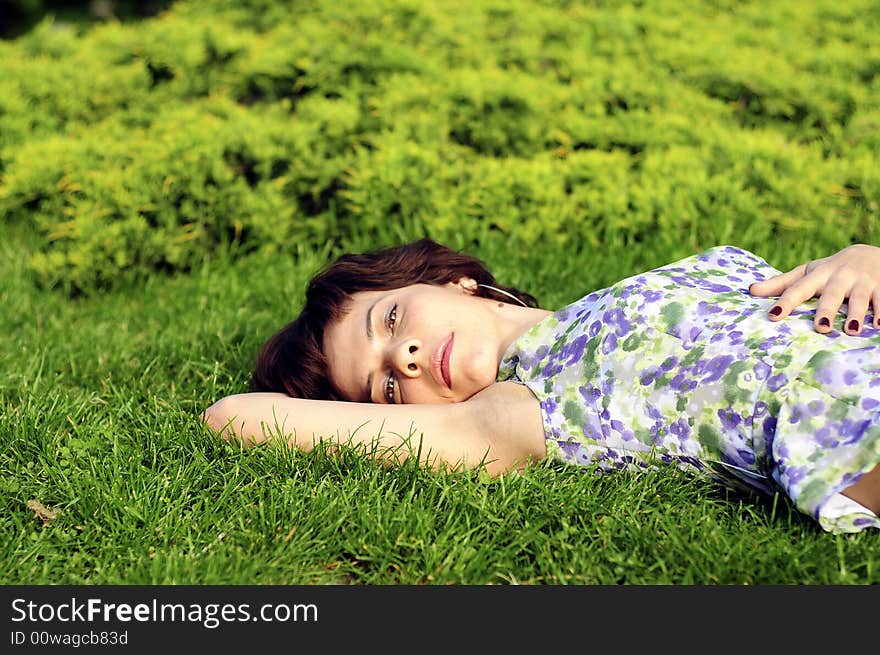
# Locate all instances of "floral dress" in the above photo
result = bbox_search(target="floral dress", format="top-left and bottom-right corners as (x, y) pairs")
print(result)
(497, 246), (880, 534)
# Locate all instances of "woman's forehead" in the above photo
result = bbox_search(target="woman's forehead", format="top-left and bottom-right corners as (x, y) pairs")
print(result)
(324, 289), (386, 355)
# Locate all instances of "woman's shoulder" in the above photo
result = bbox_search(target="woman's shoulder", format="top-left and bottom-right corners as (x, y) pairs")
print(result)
(465, 381), (548, 469)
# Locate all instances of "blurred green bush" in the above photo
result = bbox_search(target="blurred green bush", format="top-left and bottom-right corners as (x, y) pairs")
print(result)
(0, 0), (877, 292)
(0, 0), (172, 38)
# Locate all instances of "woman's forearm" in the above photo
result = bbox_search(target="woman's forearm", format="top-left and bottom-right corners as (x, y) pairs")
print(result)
(201, 392), (497, 472)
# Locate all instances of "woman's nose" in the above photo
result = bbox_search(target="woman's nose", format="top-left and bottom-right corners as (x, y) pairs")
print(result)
(390, 339), (421, 378)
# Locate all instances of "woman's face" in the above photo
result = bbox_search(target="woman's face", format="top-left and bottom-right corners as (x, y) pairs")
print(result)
(323, 279), (521, 404)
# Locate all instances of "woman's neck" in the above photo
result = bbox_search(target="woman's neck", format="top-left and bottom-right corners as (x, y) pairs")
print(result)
(484, 299), (553, 364)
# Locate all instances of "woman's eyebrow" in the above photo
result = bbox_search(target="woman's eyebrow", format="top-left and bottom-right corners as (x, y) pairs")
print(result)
(362, 294), (388, 403)
(362, 300), (377, 402)
(366, 300), (375, 342)
(363, 371), (373, 403)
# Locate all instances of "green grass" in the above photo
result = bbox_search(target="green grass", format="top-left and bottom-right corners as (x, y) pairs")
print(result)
(2, 222), (878, 586)
(1, 0), (879, 584)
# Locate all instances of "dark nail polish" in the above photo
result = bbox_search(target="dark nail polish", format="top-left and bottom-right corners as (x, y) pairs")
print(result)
(819, 317), (830, 328)
(848, 319), (859, 332)
(769, 306), (782, 316)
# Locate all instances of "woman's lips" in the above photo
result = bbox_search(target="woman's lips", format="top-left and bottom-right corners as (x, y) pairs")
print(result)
(431, 333), (454, 390)
(441, 333), (453, 389)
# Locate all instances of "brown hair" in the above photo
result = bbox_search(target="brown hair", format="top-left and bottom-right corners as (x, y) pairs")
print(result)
(251, 238), (539, 401)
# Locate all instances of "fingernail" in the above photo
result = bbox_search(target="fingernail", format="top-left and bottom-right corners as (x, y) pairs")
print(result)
(848, 319), (859, 332)
(769, 306), (782, 316)
(819, 317), (830, 328)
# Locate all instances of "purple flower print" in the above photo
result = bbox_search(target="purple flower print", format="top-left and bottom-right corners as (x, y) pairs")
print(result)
(601, 333), (618, 355)
(603, 307), (633, 337)
(563, 335), (588, 366)
(815, 426), (838, 448)
(696, 301), (722, 316)
(838, 417), (870, 445)
(560, 440), (581, 459)
(784, 464), (808, 486)
(670, 373), (687, 391)
(670, 419), (691, 440)
(766, 372), (788, 392)
(754, 361), (771, 380)
(578, 385), (595, 403)
(699, 281), (734, 293)
(838, 470), (864, 488)
(701, 355), (734, 383)
(736, 448), (755, 465)
(718, 407), (742, 430)
(807, 400), (825, 416)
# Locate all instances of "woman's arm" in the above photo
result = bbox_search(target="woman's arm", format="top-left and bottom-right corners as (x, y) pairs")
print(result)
(201, 381), (547, 476)
(749, 243), (880, 335)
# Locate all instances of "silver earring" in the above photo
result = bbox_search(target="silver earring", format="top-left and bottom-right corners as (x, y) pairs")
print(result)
(476, 283), (528, 307)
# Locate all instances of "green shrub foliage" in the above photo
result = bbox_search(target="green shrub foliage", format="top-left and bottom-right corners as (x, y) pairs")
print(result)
(1, 0), (878, 292)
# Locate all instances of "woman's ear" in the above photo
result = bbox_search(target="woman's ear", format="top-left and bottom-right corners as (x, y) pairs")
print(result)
(446, 277), (478, 294)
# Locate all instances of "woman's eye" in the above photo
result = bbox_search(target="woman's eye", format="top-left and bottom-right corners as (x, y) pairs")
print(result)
(384, 303), (399, 403)
(385, 376), (396, 403)
(386, 304), (398, 333)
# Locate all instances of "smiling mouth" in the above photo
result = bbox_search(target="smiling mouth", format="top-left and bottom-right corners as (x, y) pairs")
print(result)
(432, 333), (454, 390)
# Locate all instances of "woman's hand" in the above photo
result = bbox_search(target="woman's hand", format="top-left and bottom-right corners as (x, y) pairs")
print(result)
(749, 243), (880, 335)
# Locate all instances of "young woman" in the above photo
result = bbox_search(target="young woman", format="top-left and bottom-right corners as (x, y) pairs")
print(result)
(202, 240), (880, 534)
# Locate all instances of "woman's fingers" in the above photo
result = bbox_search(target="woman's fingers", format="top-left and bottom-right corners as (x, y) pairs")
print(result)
(874, 289), (880, 328)
(758, 266), (826, 321)
(750, 244), (880, 333)
(843, 280), (873, 335)
(748, 264), (808, 300)
(771, 278), (822, 321)
(811, 271), (850, 333)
